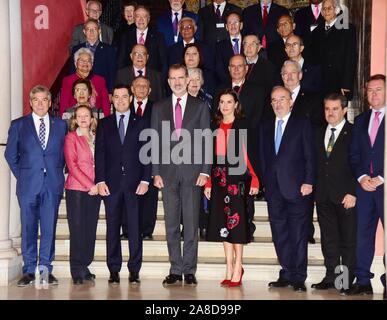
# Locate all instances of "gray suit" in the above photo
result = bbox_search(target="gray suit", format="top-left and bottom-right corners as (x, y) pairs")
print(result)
(151, 94), (211, 275)
(115, 67), (165, 103)
(69, 23), (113, 53)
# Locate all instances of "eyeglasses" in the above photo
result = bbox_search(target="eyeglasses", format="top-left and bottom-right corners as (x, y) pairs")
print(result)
(271, 97), (291, 105)
(181, 25), (194, 31)
(78, 59), (92, 64)
(285, 42), (301, 49)
(132, 52), (147, 58)
(322, 6), (335, 12)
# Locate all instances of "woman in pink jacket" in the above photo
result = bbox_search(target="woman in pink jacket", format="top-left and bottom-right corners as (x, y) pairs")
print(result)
(64, 105), (101, 285)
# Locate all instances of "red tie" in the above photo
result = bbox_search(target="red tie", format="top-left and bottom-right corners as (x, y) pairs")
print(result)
(262, 5), (268, 26)
(136, 101), (143, 117)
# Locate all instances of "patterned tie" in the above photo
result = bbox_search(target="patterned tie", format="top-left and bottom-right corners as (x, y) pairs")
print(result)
(370, 111), (381, 146)
(39, 118), (46, 149)
(139, 32), (145, 45)
(326, 128), (336, 157)
(118, 114), (125, 144)
(232, 38), (239, 55)
(175, 97), (182, 138)
(275, 119), (284, 154)
(262, 5), (268, 26)
(173, 12), (179, 38)
(136, 101), (143, 117)
(313, 4), (320, 21)
(215, 4), (221, 22)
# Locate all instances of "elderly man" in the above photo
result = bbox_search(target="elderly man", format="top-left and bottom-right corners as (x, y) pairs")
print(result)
(117, 5), (167, 78)
(115, 44), (165, 102)
(157, 0), (199, 47)
(70, 18), (116, 93)
(69, 0), (113, 53)
(5, 85), (67, 286)
(309, 0), (356, 99)
(294, 0), (324, 42)
(259, 86), (315, 292)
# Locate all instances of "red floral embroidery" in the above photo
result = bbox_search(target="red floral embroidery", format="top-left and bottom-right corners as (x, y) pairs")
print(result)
(227, 184), (238, 196)
(224, 206), (231, 216)
(227, 213), (240, 230)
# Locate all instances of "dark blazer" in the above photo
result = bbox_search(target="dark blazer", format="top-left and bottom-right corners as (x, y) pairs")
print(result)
(291, 89), (325, 127)
(308, 23), (357, 99)
(4, 114), (67, 196)
(215, 38), (242, 84)
(70, 23), (113, 53)
(350, 110), (385, 181)
(115, 66), (165, 103)
(301, 60), (324, 93)
(198, 2), (242, 51)
(157, 10), (200, 47)
(259, 114), (315, 201)
(116, 25), (167, 77)
(294, 5), (325, 43)
(267, 39), (287, 71)
(94, 113), (151, 194)
(315, 121), (356, 203)
(242, 3), (289, 47)
(130, 99), (153, 120)
(70, 42), (117, 93)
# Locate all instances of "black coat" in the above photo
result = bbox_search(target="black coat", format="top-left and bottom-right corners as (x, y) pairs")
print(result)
(294, 5), (325, 43)
(291, 89), (325, 128)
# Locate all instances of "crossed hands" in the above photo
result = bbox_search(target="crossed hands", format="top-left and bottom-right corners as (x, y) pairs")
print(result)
(360, 175), (384, 192)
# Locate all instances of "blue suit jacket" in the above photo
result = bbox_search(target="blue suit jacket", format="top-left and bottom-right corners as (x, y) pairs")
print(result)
(259, 114), (315, 201)
(4, 114), (67, 196)
(94, 112), (151, 194)
(350, 110), (385, 181)
(70, 42), (117, 93)
(157, 10), (200, 47)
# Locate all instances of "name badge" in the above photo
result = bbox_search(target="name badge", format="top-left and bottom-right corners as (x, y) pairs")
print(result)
(310, 24), (318, 32)
(216, 23), (225, 29)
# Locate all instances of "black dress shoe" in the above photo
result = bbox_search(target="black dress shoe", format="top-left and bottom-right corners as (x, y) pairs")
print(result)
(383, 288), (386, 300)
(311, 280), (335, 290)
(120, 233), (128, 240)
(108, 272), (120, 284)
(48, 274), (59, 286)
(162, 274), (183, 286)
(308, 237), (316, 244)
(142, 234), (153, 240)
(184, 274), (198, 286)
(84, 273), (96, 282)
(17, 274), (35, 287)
(129, 272), (140, 284)
(344, 283), (373, 295)
(73, 277), (83, 285)
(293, 282), (307, 292)
(268, 278), (292, 288)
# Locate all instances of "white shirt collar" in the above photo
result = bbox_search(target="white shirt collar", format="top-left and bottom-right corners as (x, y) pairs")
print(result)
(290, 85), (301, 101)
(261, 2), (272, 11)
(133, 66), (146, 76)
(136, 28), (148, 41)
(246, 55), (259, 64)
(134, 97), (148, 109)
(327, 118), (346, 132)
(311, 3), (322, 12)
(232, 79), (245, 87)
(32, 112), (49, 122)
(171, 9), (183, 20)
(213, 1), (226, 12)
(325, 17), (337, 28)
(276, 111), (291, 122)
(297, 57), (305, 69)
(371, 106), (386, 115)
(183, 38), (195, 46)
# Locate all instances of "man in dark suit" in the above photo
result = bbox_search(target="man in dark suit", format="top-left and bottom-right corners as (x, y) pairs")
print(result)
(284, 35), (323, 93)
(348, 74), (386, 296)
(151, 64), (211, 287)
(69, 0), (113, 53)
(198, 0), (242, 52)
(259, 86), (315, 292)
(308, 0), (356, 100)
(243, 34), (281, 97)
(294, 0), (324, 43)
(311, 93), (357, 291)
(95, 84), (151, 285)
(115, 44), (165, 102)
(5, 85), (67, 287)
(116, 6), (167, 77)
(156, 0), (199, 47)
(242, 0), (289, 49)
(70, 19), (116, 93)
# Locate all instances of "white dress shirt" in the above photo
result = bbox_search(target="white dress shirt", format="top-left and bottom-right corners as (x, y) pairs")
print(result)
(310, 3), (322, 16)
(32, 112), (50, 148)
(171, 9), (183, 22)
(183, 38), (195, 47)
(133, 66), (146, 77)
(274, 112), (291, 141)
(213, 1), (226, 16)
(291, 85), (301, 102)
(134, 97), (148, 114)
(297, 57), (305, 69)
(261, 1), (272, 14)
(324, 118), (346, 150)
(136, 28), (148, 43)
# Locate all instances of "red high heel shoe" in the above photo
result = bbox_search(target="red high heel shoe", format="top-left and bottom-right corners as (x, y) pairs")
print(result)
(228, 268), (244, 287)
(220, 279), (231, 286)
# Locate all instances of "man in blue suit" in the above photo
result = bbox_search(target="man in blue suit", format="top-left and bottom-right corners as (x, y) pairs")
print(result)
(5, 85), (67, 287)
(95, 84), (151, 285)
(348, 74), (386, 297)
(156, 0), (199, 47)
(259, 86), (315, 292)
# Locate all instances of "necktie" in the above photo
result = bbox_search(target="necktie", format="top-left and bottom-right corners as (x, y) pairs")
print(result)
(39, 118), (46, 149)
(370, 111), (381, 146)
(262, 5), (268, 26)
(233, 85), (240, 93)
(247, 63), (254, 76)
(136, 101), (143, 117)
(139, 32), (145, 45)
(137, 69), (143, 77)
(175, 97), (182, 138)
(261, 35), (267, 49)
(313, 4), (320, 21)
(325, 25), (332, 32)
(173, 12), (179, 37)
(215, 4), (221, 22)
(326, 128), (336, 157)
(118, 114), (125, 144)
(232, 38), (239, 55)
(275, 119), (284, 154)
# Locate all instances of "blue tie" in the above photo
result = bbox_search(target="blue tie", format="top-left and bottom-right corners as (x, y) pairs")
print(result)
(275, 119), (284, 154)
(118, 114), (125, 144)
(232, 38), (239, 54)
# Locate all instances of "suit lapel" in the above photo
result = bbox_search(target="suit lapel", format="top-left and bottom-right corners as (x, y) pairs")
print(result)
(277, 114), (293, 155)
(363, 110), (372, 148)
(45, 115), (56, 151)
(327, 121), (350, 158)
(267, 118), (276, 155)
(27, 114), (42, 148)
(182, 95), (195, 130)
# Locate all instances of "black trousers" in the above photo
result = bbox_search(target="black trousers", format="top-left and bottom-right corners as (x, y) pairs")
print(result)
(66, 189), (101, 279)
(316, 200), (357, 284)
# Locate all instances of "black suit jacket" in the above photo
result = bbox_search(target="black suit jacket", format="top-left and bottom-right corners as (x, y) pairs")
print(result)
(291, 89), (325, 127)
(294, 5), (325, 43)
(198, 2), (242, 51)
(115, 66), (165, 103)
(215, 38), (240, 84)
(267, 39), (288, 71)
(301, 60), (324, 93)
(308, 23), (357, 99)
(242, 3), (289, 46)
(116, 25), (167, 78)
(315, 121), (356, 203)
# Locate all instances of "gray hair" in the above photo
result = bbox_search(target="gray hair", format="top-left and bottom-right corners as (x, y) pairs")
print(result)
(281, 60), (302, 75)
(178, 16), (197, 28)
(271, 85), (292, 99)
(188, 67), (204, 86)
(74, 47), (94, 67)
(323, 0), (341, 11)
(29, 85), (52, 101)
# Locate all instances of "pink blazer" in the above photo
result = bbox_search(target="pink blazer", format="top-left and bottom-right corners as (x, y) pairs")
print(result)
(59, 73), (111, 117)
(64, 131), (95, 191)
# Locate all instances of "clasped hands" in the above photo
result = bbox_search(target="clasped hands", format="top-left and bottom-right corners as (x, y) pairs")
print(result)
(154, 174), (209, 189)
(97, 182), (149, 196)
(360, 175), (383, 192)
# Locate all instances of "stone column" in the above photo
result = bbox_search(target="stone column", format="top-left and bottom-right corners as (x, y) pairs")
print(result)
(0, 0), (21, 286)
